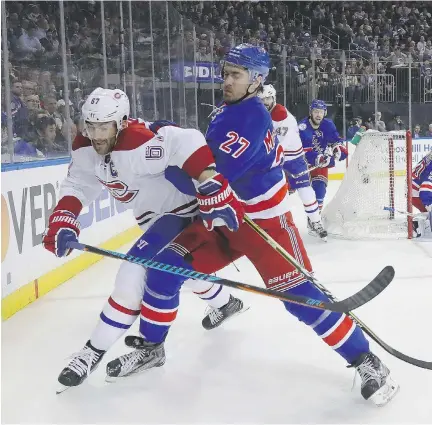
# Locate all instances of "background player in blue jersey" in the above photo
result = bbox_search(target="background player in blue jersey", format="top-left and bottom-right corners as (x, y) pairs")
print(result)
(106, 44), (398, 406)
(298, 100), (348, 220)
(258, 85), (327, 241)
(412, 151), (432, 237)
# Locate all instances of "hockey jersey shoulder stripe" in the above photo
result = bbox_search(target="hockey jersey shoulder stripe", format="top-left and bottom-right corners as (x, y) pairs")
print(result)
(113, 125), (155, 151)
(72, 134), (92, 151)
(271, 104), (288, 122)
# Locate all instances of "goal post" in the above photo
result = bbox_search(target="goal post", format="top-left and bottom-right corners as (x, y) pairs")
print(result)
(322, 130), (413, 239)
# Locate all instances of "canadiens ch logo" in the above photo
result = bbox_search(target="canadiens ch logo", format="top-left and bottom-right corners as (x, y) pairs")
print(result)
(96, 177), (138, 203)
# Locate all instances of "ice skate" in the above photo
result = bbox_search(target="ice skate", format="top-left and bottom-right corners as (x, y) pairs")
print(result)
(202, 295), (248, 330)
(105, 336), (165, 381)
(56, 341), (105, 394)
(307, 218), (328, 242)
(352, 352), (399, 406)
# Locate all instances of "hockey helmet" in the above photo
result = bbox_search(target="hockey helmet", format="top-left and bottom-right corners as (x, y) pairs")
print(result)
(258, 84), (277, 99)
(82, 87), (130, 136)
(222, 43), (270, 83)
(309, 99), (327, 116)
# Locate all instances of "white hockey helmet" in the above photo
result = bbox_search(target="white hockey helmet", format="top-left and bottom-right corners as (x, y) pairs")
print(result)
(258, 84), (277, 99)
(81, 87), (130, 136)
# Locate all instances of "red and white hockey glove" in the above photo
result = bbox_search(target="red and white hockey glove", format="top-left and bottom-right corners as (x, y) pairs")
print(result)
(43, 210), (80, 257)
(332, 143), (348, 161)
(315, 153), (332, 168)
(196, 173), (245, 232)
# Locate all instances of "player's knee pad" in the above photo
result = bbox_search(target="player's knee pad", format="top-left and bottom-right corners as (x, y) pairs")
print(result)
(145, 247), (192, 298)
(111, 262), (146, 311)
(311, 179), (327, 204)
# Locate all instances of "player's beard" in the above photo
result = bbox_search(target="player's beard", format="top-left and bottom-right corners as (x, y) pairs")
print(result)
(310, 116), (323, 127)
(91, 137), (116, 155)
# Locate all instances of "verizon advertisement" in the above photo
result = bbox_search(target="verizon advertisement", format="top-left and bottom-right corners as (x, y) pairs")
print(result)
(1, 163), (135, 299)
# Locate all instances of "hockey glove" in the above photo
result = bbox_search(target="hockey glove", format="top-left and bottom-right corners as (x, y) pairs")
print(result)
(315, 153), (332, 168)
(332, 143), (348, 161)
(197, 173), (245, 232)
(43, 210), (80, 257)
(149, 120), (178, 134)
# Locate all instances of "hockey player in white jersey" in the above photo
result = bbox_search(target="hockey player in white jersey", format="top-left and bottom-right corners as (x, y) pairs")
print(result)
(42, 88), (245, 391)
(258, 85), (327, 240)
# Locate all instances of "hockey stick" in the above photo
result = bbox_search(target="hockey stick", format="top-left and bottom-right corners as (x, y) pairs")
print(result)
(67, 241), (388, 313)
(286, 165), (319, 180)
(244, 216), (431, 370)
(383, 206), (428, 219)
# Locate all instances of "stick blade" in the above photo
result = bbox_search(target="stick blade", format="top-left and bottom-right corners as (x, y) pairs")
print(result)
(333, 266), (395, 312)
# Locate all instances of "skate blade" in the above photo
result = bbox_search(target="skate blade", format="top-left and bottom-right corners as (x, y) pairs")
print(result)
(56, 383), (73, 395)
(369, 376), (400, 407)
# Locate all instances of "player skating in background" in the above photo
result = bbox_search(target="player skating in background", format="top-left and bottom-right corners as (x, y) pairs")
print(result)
(412, 150), (432, 237)
(42, 88), (245, 392)
(106, 44), (398, 406)
(298, 100), (348, 232)
(258, 85), (327, 241)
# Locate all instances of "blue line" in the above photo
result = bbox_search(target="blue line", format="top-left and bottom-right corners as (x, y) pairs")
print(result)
(1, 157), (71, 172)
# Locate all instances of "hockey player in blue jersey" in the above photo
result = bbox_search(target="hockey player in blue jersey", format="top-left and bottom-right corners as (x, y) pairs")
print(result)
(298, 100), (348, 225)
(106, 44), (398, 406)
(412, 151), (432, 237)
(258, 84), (327, 241)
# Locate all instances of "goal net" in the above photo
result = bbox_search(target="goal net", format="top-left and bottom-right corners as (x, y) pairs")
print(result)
(322, 130), (413, 239)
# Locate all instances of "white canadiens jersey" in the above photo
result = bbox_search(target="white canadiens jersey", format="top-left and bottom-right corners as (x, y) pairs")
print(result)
(61, 123), (209, 229)
(270, 103), (304, 162)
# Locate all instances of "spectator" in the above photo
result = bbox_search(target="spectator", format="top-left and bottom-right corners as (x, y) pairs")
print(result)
(1, 112), (42, 160)
(43, 96), (62, 129)
(426, 123), (432, 137)
(16, 22), (45, 59)
(10, 80), (28, 136)
(196, 46), (212, 61)
(347, 117), (363, 139)
(57, 99), (75, 127)
(33, 115), (68, 157)
(370, 112), (387, 132)
(387, 114), (405, 131)
(413, 124), (422, 138)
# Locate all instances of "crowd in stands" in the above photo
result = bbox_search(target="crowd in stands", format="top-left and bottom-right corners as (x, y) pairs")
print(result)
(347, 114), (432, 138)
(174, 1), (432, 103)
(2, 1), (432, 161)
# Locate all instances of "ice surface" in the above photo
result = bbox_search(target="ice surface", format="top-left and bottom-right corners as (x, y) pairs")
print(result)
(2, 181), (432, 424)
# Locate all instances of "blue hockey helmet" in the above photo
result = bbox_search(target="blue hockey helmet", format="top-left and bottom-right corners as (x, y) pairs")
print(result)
(222, 43), (270, 83)
(309, 99), (327, 115)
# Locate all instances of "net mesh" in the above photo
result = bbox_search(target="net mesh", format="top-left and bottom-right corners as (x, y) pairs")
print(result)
(322, 131), (410, 239)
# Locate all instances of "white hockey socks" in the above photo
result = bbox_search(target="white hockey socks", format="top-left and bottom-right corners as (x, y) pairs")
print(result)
(185, 280), (231, 308)
(297, 186), (321, 222)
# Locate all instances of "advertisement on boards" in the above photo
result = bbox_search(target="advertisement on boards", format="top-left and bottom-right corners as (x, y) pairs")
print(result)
(1, 163), (135, 300)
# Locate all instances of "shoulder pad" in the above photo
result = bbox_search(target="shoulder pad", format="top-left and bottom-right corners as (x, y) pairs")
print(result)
(113, 126), (155, 151)
(271, 104), (288, 122)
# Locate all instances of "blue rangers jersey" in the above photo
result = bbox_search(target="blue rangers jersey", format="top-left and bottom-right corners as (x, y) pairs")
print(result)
(205, 97), (289, 219)
(413, 151), (432, 207)
(298, 117), (345, 167)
